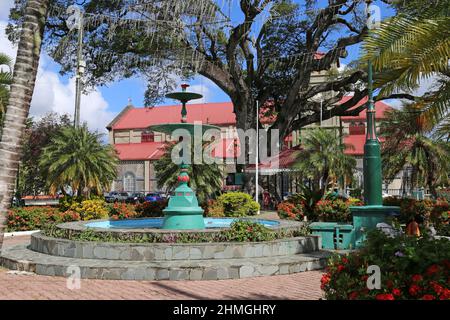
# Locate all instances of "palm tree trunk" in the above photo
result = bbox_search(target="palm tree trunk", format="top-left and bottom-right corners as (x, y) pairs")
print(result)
(0, 0), (50, 250)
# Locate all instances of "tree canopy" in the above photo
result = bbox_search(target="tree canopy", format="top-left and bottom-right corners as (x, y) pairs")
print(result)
(6, 0), (399, 139)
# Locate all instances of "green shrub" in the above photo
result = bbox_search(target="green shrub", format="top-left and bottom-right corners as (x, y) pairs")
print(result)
(135, 200), (168, 217)
(321, 230), (450, 300)
(59, 195), (84, 212)
(43, 219), (309, 243)
(216, 192), (260, 217)
(312, 199), (359, 222)
(221, 220), (276, 242)
(7, 206), (80, 232)
(204, 199), (225, 217)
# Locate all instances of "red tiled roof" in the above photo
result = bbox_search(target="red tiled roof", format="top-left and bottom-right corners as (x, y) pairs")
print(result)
(247, 145), (303, 172)
(114, 142), (166, 160)
(21, 195), (62, 200)
(212, 138), (241, 159)
(112, 103), (236, 130)
(344, 135), (386, 156)
(112, 98), (392, 131)
(340, 97), (392, 121)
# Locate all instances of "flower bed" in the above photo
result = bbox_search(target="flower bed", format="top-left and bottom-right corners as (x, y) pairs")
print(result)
(321, 230), (450, 300)
(383, 197), (449, 236)
(205, 192), (260, 217)
(6, 206), (80, 232)
(277, 195), (362, 222)
(8, 201), (147, 232)
(42, 219), (310, 243)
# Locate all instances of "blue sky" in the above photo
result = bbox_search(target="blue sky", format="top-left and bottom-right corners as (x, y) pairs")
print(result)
(0, 0), (396, 133)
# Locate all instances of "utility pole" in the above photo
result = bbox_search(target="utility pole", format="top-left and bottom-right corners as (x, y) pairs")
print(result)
(67, 5), (85, 128)
(255, 100), (260, 213)
(74, 10), (85, 128)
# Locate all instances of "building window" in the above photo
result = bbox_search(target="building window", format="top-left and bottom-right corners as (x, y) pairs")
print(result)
(123, 172), (136, 192)
(142, 131), (154, 142)
(349, 122), (365, 135)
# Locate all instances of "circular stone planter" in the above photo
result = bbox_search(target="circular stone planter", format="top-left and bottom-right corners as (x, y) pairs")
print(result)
(1, 218), (331, 280)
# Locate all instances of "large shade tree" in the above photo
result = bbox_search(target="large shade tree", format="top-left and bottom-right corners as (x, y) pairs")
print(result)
(0, 0), (50, 250)
(39, 124), (119, 196)
(18, 113), (72, 196)
(7, 0), (401, 143)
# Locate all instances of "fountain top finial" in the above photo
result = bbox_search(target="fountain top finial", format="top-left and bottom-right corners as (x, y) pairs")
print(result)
(181, 83), (189, 91)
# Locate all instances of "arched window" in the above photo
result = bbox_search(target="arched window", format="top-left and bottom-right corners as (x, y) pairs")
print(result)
(141, 131), (154, 142)
(123, 172), (136, 192)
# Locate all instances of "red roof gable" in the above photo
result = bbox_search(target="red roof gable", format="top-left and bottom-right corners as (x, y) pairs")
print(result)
(112, 103), (236, 130)
(340, 96), (392, 121)
(114, 142), (166, 160)
(344, 135), (386, 156)
(247, 145), (303, 172)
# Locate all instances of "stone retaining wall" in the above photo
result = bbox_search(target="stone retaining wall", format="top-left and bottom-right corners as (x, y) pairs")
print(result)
(30, 233), (321, 261)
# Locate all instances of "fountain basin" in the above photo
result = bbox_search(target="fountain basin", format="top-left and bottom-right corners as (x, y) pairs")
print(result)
(85, 217), (280, 229)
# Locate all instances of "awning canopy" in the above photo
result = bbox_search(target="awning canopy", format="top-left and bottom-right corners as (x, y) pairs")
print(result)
(246, 145), (303, 175)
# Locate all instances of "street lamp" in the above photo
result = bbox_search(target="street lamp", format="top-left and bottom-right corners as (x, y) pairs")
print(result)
(349, 0), (400, 248)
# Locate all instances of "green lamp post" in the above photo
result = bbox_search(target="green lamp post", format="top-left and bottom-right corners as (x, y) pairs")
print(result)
(149, 84), (220, 230)
(350, 0), (399, 247)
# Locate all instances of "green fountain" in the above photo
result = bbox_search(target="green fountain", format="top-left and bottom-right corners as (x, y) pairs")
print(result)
(149, 84), (220, 229)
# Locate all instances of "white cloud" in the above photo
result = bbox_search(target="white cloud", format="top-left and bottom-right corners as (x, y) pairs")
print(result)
(31, 67), (115, 134)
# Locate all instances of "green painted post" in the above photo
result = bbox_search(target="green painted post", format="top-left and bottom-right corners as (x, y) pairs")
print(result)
(363, 60), (383, 206)
(349, 0), (400, 248)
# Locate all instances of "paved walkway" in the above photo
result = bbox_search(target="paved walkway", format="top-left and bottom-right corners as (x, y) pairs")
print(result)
(0, 218), (324, 300)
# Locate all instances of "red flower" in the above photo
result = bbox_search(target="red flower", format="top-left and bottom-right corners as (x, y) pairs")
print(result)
(320, 273), (331, 289)
(438, 289), (450, 300)
(336, 265), (345, 273)
(421, 295), (435, 300)
(342, 257), (349, 264)
(376, 293), (395, 300)
(426, 264), (440, 276)
(431, 282), (444, 295)
(409, 284), (421, 296)
(411, 274), (423, 282)
(392, 288), (401, 296)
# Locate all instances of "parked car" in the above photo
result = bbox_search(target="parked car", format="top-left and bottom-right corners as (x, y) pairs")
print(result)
(126, 192), (145, 204)
(105, 192), (129, 203)
(144, 192), (163, 202)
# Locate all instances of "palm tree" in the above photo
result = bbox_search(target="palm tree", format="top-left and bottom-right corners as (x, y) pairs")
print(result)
(293, 128), (356, 196)
(39, 125), (118, 197)
(0, 53), (13, 131)
(380, 105), (450, 198)
(363, 0), (450, 126)
(433, 116), (450, 142)
(154, 142), (223, 204)
(0, 0), (50, 250)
